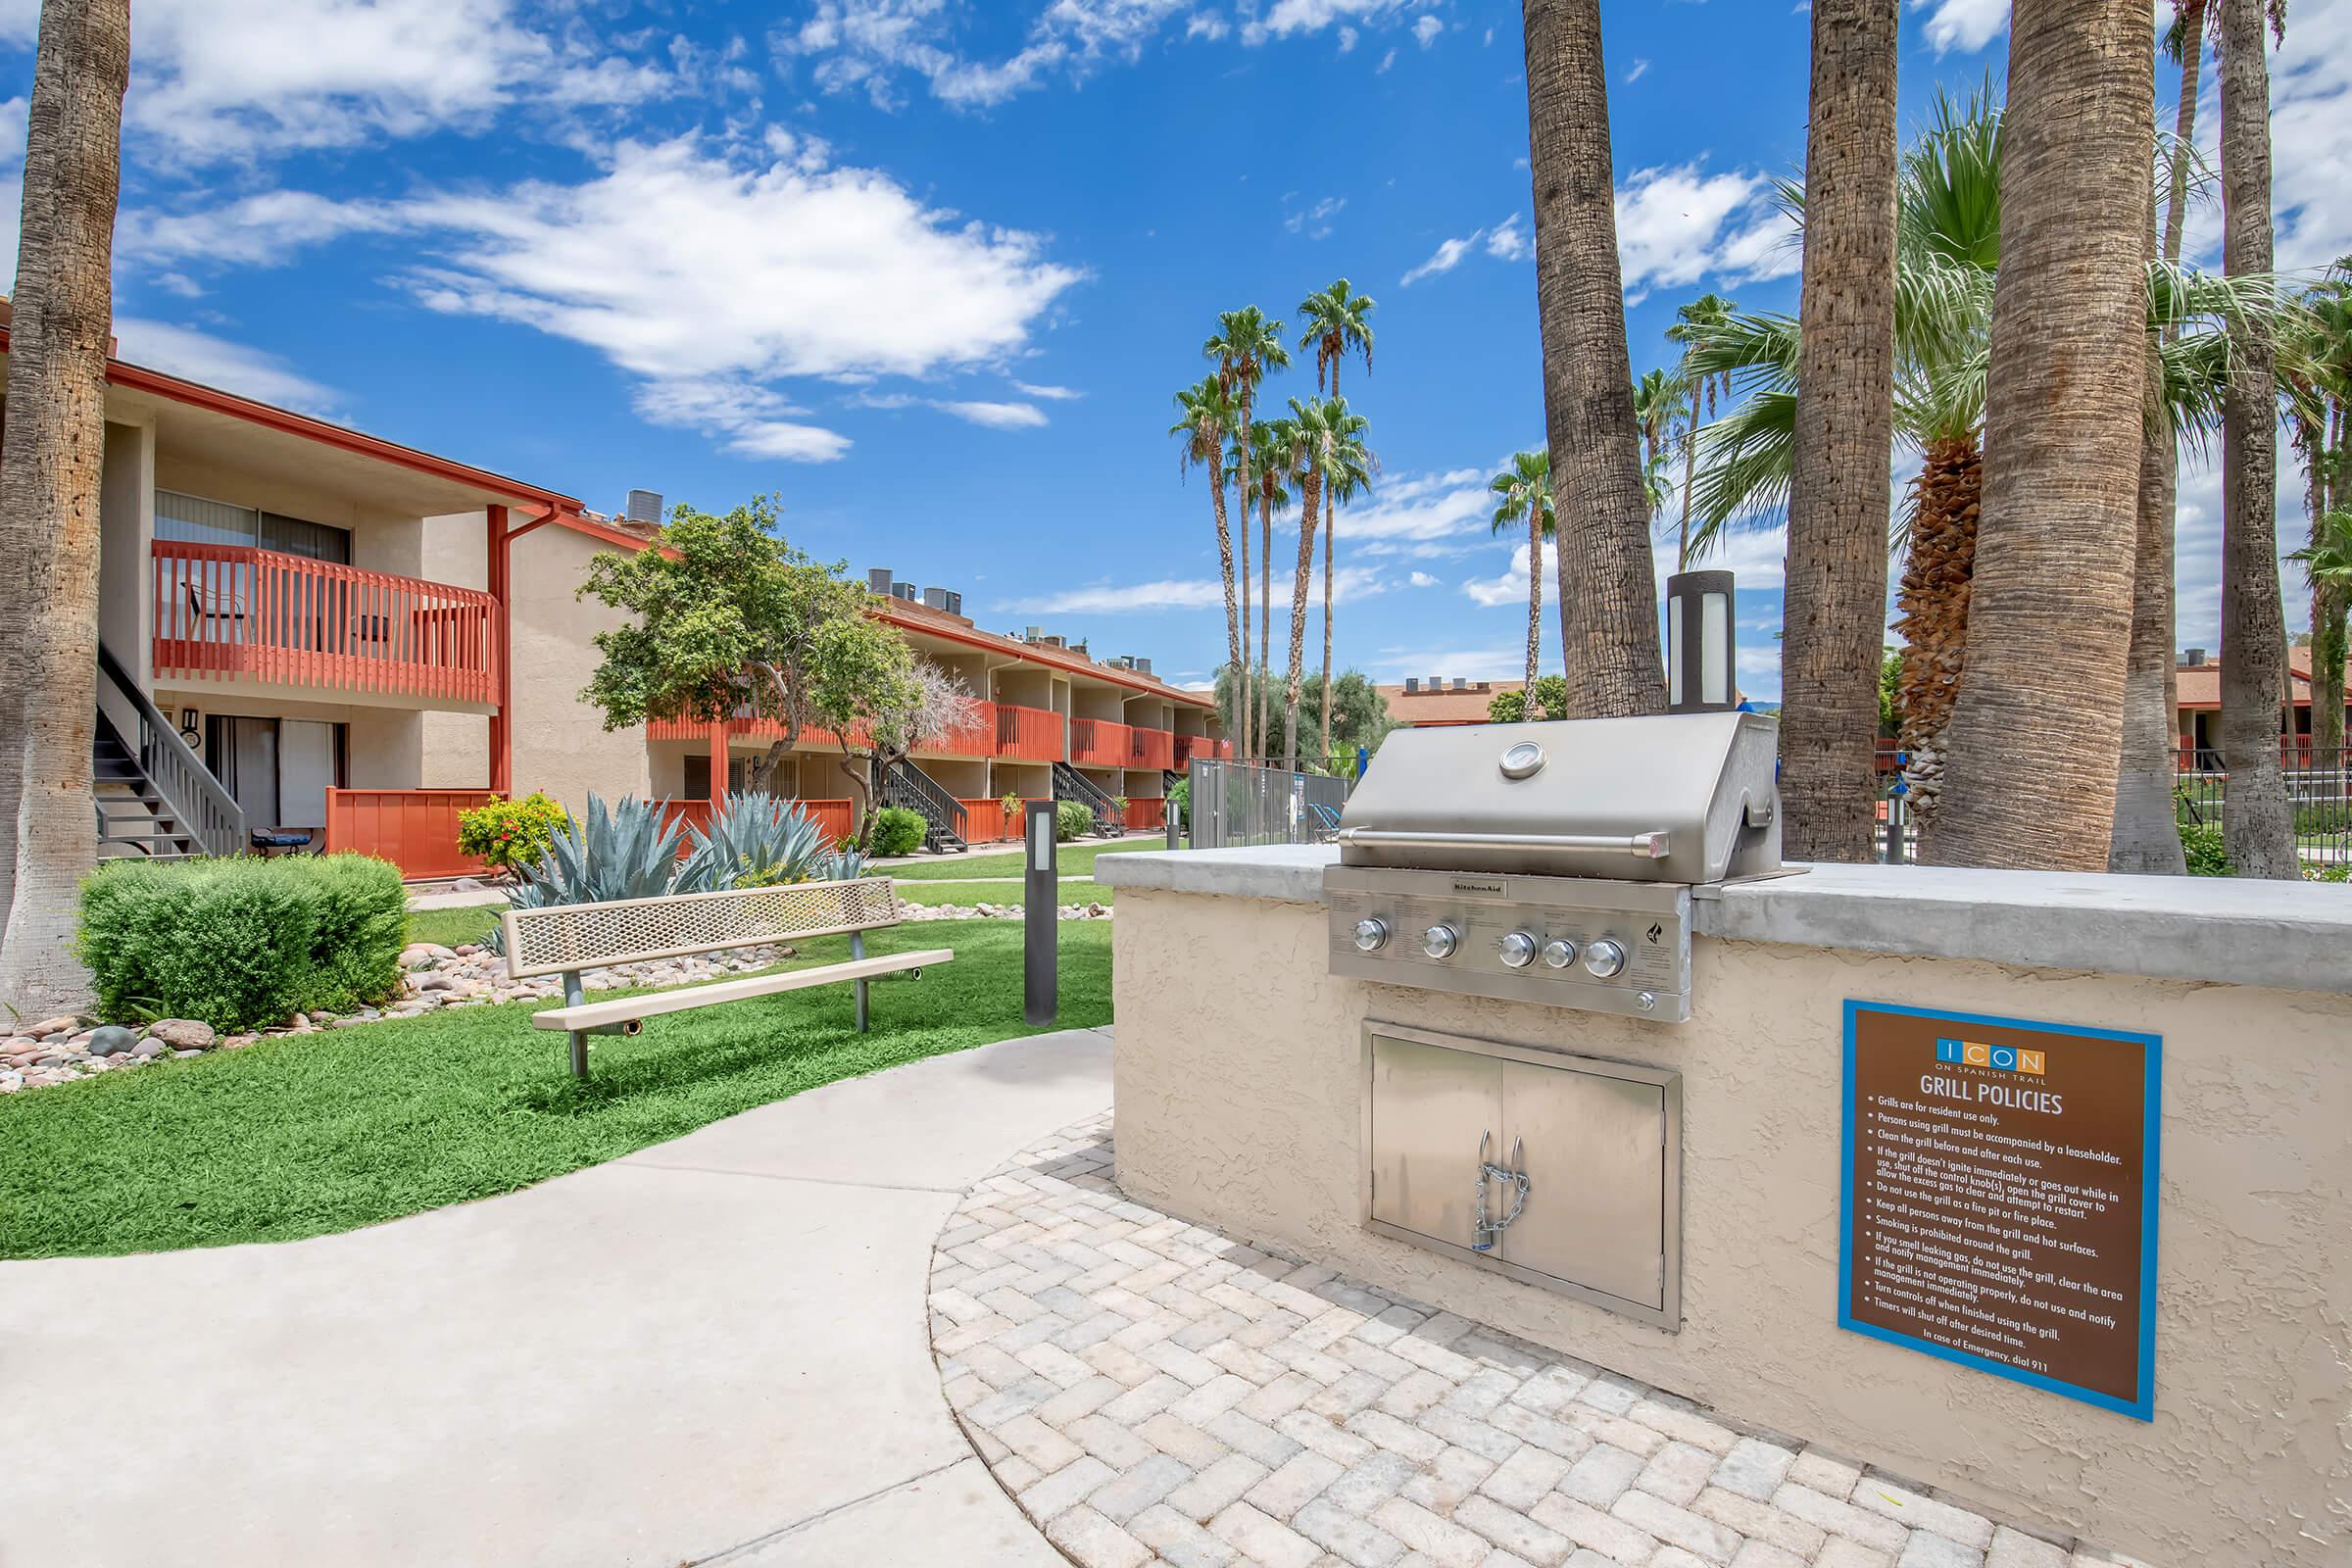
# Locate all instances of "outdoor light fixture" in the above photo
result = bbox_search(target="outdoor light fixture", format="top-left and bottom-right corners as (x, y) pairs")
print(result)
(1664, 570), (1737, 714)
(1024, 800), (1056, 1025)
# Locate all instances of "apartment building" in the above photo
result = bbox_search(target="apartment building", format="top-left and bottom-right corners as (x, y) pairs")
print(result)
(13, 323), (1219, 876)
(644, 569), (1229, 852)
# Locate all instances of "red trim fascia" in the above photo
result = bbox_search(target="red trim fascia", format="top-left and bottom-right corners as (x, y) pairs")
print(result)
(874, 604), (1215, 711)
(0, 326), (584, 511)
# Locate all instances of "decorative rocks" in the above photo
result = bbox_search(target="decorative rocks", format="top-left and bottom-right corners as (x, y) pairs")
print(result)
(933, 1116), (2138, 1568)
(84, 1025), (138, 1056)
(146, 1019), (217, 1052)
(902, 900), (1112, 922)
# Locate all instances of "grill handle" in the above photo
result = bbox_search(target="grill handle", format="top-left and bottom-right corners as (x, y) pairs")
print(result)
(1330, 827), (1671, 858)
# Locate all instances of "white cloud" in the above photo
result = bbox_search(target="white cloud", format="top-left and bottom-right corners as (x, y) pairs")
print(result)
(2250, 0), (2352, 271)
(119, 135), (1081, 462)
(935, 399), (1049, 429)
(1909, 0), (2007, 56)
(1412, 15), (1443, 47)
(1335, 466), (1504, 554)
(1363, 645), (1532, 684)
(1408, 570), (1440, 588)
(23, 0), (684, 163)
(1011, 380), (1083, 400)
(1484, 214), (1530, 262)
(783, 0), (1196, 109)
(111, 318), (340, 414)
(1286, 194), (1348, 239)
(1463, 537), (1545, 608)
(1400, 233), (1478, 285)
(1614, 162), (1798, 295)
(1004, 563), (1388, 615)
(1245, 0), (1424, 45)
(1623, 58), (1651, 85)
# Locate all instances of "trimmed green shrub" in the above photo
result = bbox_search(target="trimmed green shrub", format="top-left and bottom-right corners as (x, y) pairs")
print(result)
(77, 854), (407, 1031)
(2180, 819), (2232, 877)
(1168, 776), (1189, 832)
(872, 806), (928, 858)
(457, 792), (569, 879)
(1054, 800), (1094, 842)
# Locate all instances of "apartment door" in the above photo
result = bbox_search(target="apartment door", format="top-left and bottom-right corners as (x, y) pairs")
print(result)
(205, 716), (346, 832)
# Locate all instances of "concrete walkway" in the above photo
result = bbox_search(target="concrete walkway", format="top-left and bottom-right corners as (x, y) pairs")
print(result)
(0, 1029), (1115, 1567)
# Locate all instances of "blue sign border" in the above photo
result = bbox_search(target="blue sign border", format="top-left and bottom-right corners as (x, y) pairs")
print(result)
(1838, 999), (2161, 1422)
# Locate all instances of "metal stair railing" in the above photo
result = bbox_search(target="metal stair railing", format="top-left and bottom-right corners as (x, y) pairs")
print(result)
(1052, 761), (1122, 836)
(97, 642), (245, 858)
(881, 760), (969, 852)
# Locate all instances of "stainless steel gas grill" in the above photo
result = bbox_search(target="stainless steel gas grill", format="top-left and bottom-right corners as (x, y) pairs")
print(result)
(1324, 711), (1791, 1023)
(1329, 711), (1792, 1328)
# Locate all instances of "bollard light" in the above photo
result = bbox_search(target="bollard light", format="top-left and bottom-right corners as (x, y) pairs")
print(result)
(1024, 800), (1057, 1025)
(1664, 569), (1737, 714)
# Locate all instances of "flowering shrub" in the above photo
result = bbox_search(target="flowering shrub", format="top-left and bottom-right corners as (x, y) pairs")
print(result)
(458, 793), (570, 879)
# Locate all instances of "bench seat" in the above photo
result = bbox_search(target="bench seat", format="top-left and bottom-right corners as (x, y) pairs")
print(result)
(530, 948), (954, 1033)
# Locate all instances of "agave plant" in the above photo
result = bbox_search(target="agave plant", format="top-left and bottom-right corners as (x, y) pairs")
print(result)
(489, 795), (695, 953)
(679, 793), (829, 890)
(818, 845), (868, 881)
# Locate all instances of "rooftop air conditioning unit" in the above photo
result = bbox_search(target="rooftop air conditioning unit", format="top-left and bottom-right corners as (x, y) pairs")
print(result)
(1025, 626), (1045, 643)
(868, 568), (895, 596)
(624, 489), (663, 526)
(890, 583), (919, 603)
(1451, 677), (1468, 691)
(1042, 635), (1066, 648)
(922, 586), (963, 616)
(1134, 658), (1152, 675)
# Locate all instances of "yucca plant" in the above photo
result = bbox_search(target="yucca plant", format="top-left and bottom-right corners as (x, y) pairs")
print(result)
(679, 793), (829, 890)
(489, 795), (695, 953)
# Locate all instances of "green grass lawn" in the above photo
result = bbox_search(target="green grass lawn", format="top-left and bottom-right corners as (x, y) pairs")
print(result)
(0, 921), (1108, 1260)
(405, 903), (504, 949)
(888, 837), (1181, 883)
(900, 880), (1117, 906)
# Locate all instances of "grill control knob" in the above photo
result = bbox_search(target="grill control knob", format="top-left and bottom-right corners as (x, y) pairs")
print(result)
(1422, 923), (1460, 960)
(1582, 939), (1627, 979)
(1352, 917), (1390, 953)
(1498, 931), (1538, 969)
(1541, 938), (1578, 970)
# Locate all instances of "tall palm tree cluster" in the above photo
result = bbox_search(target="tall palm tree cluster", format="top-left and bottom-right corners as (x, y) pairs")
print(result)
(1506, 0), (2327, 877)
(1171, 282), (1376, 773)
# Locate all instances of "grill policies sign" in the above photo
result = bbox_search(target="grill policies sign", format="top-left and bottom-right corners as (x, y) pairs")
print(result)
(1838, 1001), (2161, 1420)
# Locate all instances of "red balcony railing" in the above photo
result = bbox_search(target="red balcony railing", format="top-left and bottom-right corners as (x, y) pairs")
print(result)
(153, 541), (500, 705)
(1070, 717), (1130, 769)
(916, 701), (997, 758)
(996, 702), (1064, 762)
(1173, 735), (1230, 765)
(1127, 727), (1176, 771)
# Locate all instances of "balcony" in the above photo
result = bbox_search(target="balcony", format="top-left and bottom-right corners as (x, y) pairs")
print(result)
(1174, 735), (1230, 765)
(1069, 717), (1130, 769)
(653, 698), (1070, 764)
(995, 702), (1063, 762)
(915, 701), (998, 759)
(1127, 727), (1176, 771)
(152, 540), (499, 707)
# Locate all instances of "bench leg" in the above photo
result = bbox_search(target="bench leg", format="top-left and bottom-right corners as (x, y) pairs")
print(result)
(564, 969), (590, 1079)
(852, 932), (869, 1033)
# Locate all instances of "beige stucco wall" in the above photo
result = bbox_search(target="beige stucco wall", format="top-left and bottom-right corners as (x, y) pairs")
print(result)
(153, 450), (424, 576)
(99, 419), (156, 685)
(1109, 888), (2352, 1567)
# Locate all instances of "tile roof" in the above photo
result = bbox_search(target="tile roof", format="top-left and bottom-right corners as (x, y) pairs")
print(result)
(2176, 646), (2349, 710)
(1375, 681), (1502, 725)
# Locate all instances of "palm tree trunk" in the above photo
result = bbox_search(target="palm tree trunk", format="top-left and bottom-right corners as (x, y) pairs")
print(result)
(0, 0), (132, 1017)
(1891, 437), (1981, 853)
(1285, 474), (1320, 772)
(1934, 0), (2153, 870)
(1780, 0), (1898, 864)
(1237, 466), (1253, 762)
(2215, 0), (2297, 877)
(1522, 0), (1665, 718)
(1259, 475), (1273, 764)
(1677, 380), (1701, 570)
(1525, 516), (1544, 694)
(2111, 19), (2207, 874)
(1211, 467), (1244, 755)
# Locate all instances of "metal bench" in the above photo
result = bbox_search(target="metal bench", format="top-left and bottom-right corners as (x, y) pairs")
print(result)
(500, 877), (952, 1078)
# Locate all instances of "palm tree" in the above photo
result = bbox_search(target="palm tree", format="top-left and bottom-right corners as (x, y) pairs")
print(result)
(1204, 307), (1290, 762)
(1298, 280), (1376, 761)
(1782, 0), (1899, 864)
(2289, 510), (2352, 760)
(1632, 368), (1684, 497)
(1664, 294), (1738, 569)
(1932, 0), (2155, 870)
(1521, 0), (1665, 718)
(1219, 429), (1254, 763)
(0, 0), (133, 1015)
(1282, 397), (1371, 771)
(1685, 88), (2268, 855)
(1170, 377), (1243, 755)
(1250, 419), (1297, 763)
(1490, 452), (1557, 695)
(2212, 0), (2297, 877)
(2280, 268), (2352, 760)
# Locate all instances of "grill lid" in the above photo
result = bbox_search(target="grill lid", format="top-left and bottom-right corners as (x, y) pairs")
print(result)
(1335, 712), (1786, 884)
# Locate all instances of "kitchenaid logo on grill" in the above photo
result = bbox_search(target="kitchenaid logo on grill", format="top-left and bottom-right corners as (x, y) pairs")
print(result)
(1449, 879), (1507, 895)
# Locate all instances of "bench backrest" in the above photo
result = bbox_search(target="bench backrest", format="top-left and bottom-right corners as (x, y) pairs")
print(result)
(502, 876), (904, 979)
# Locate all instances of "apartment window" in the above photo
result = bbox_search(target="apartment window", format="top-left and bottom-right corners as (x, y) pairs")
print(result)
(155, 489), (352, 564)
(203, 716), (348, 832)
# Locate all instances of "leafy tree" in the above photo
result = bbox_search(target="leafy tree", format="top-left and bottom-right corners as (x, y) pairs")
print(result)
(1488, 674), (1570, 723)
(1879, 647), (1903, 738)
(575, 496), (902, 795)
(809, 649), (981, 845)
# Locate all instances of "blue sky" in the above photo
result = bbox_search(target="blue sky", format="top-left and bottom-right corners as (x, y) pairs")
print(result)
(2, 0), (2348, 702)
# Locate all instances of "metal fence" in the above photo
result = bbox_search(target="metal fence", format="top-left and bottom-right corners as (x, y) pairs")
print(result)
(1186, 760), (1355, 850)
(2176, 748), (2352, 860)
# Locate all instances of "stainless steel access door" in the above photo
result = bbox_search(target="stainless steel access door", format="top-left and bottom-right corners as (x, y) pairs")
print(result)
(1363, 1022), (1682, 1330)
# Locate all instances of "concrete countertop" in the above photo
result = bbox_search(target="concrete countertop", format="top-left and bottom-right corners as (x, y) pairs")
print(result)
(1097, 845), (2352, 994)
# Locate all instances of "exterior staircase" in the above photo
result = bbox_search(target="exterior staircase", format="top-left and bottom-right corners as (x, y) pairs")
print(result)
(880, 759), (969, 854)
(1052, 761), (1122, 837)
(93, 644), (246, 860)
